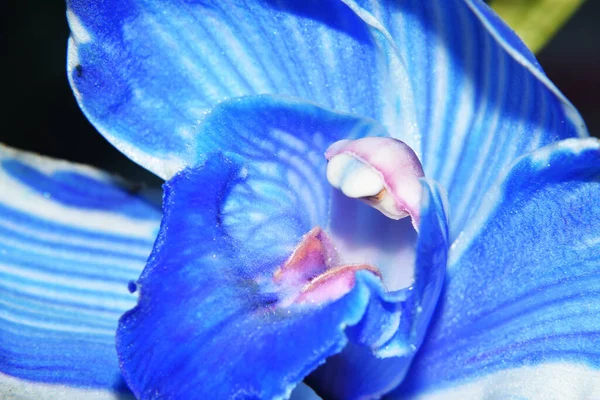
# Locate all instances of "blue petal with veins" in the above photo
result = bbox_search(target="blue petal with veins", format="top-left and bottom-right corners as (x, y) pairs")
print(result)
(190, 96), (389, 266)
(60, 0), (600, 398)
(308, 177), (448, 398)
(339, 0), (587, 240)
(0, 145), (160, 399)
(395, 138), (600, 397)
(67, 0), (587, 240)
(116, 101), (449, 399)
(3, 160), (152, 218)
(67, 0), (402, 179)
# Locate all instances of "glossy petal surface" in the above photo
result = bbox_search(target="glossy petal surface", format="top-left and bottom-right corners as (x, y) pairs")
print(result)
(341, 0), (587, 240)
(67, 0), (403, 179)
(117, 101), (450, 399)
(0, 145), (160, 398)
(67, 0), (587, 241)
(395, 138), (600, 397)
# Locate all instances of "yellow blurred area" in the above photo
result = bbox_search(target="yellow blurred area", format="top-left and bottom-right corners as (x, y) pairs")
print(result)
(490, 0), (586, 53)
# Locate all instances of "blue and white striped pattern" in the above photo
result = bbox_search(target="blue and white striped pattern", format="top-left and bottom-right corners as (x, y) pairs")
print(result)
(67, 0), (408, 179)
(68, 0), (588, 241)
(63, 1), (600, 398)
(0, 145), (160, 398)
(395, 138), (600, 397)
(182, 96), (431, 296)
(188, 96), (389, 268)
(340, 0), (587, 241)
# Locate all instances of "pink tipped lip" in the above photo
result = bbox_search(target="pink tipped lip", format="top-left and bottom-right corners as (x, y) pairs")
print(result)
(273, 227), (383, 306)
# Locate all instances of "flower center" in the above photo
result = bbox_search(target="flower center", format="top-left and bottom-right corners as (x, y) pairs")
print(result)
(325, 137), (424, 230)
(272, 227), (381, 307)
(269, 137), (426, 306)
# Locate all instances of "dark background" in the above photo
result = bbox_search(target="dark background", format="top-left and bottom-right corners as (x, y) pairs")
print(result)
(2, 1), (599, 186)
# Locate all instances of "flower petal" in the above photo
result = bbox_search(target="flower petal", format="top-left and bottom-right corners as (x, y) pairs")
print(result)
(187, 96), (431, 296)
(340, 0), (587, 240)
(0, 145), (160, 398)
(182, 96), (389, 266)
(395, 138), (600, 397)
(117, 157), (449, 399)
(307, 180), (449, 399)
(117, 153), (374, 399)
(116, 99), (450, 398)
(67, 0), (404, 179)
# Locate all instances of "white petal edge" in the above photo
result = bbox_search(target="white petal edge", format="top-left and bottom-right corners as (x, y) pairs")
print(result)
(412, 363), (600, 400)
(0, 144), (158, 238)
(0, 372), (134, 400)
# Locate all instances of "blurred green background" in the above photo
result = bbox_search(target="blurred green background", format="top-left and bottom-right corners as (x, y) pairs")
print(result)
(1, 1), (598, 186)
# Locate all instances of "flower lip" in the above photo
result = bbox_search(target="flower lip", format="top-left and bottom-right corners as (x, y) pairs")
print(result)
(272, 227), (383, 307)
(325, 137), (424, 229)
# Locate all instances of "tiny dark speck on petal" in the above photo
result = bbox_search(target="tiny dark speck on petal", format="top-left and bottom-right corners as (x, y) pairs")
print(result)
(260, 292), (279, 306)
(75, 64), (83, 77)
(128, 280), (138, 293)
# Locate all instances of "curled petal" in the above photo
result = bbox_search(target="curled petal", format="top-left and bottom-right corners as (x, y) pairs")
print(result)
(308, 180), (449, 399)
(185, 96), (389, 266)
(397, 138), (600, 397)
(116, 100), (450, 398)
(117, 154), (377, 398)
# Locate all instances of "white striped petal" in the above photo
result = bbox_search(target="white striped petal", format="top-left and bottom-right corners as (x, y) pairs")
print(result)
(0, 144), (160, 398)
(340, 0), (587, 241)
(67, 0), (401, 179)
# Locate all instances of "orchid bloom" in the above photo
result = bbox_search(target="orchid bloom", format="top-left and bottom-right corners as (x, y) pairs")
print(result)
(1, 1), (599, 399)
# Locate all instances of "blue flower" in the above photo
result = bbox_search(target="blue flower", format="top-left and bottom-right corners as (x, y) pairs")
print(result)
(1, 0), (599, 399)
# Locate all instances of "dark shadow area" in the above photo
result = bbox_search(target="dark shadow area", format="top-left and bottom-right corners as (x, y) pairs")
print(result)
(1, 0), (161, 187)
(537, 1), (600, 136)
